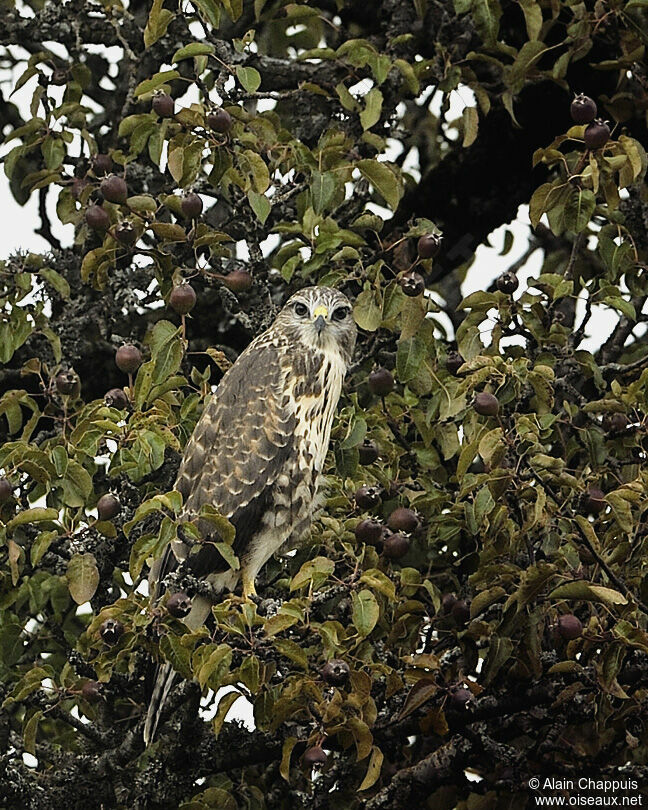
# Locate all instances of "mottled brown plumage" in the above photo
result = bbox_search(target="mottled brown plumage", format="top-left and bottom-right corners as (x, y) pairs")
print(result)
(144, 286), (356, 743)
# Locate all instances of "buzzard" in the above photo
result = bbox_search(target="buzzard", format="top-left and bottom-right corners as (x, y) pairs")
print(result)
(144, 286), (357, 743)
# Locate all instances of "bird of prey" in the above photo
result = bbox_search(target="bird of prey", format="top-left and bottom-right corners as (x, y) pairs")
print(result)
(144, 286), (357, 743)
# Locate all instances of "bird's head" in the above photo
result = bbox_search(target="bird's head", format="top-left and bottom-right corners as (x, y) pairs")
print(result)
(277, 287), (357, 364)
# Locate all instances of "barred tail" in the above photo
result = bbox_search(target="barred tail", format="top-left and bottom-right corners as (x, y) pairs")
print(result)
(143, 662), (176, 745)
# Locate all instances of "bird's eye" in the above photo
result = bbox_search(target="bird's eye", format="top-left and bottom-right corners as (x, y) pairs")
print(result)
(294, 302), (309, 317)
(332, 306), (350, 321)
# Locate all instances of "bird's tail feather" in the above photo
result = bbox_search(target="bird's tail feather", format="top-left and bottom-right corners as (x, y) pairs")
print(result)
(143, 661), (176, 745)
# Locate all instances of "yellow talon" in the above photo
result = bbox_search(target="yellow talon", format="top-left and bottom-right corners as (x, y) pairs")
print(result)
(242, 575), (257, 600)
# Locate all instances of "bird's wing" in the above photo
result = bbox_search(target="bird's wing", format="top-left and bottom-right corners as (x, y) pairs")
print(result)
(150, 335), (296, 588)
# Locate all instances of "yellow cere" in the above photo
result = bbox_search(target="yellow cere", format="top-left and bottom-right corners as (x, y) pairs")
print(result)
(313, 305), (328, 319)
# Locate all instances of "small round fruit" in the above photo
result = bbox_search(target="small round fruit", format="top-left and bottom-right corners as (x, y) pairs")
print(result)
(181, 193), (203, 219)
(322, 659), (350, 687)
(387, 507), (419, 533)
(417, 233), (442, 259)
(584, 486), (606, 515)
(222, 270), (253, 293)
(399, 271), (425, 297)
(473, 392), (499, 417)
(570, 94), (597, 124)
(114, 221), (137, 247)
(449, 686), (472, 708)
(86, 204), (110, 231)
(100, 175), (128, 205)
(152, 90), (174, 118)
(496, 272), (519, 295)
(368, 367), (394, 397)
(50, 69), (68, 86)
(557, 614), (583, 640)
(115, 344), (142, 374)
(91, 154), (113, 176)
(382, 532), (410, 560)
(100, 618), (124, 645)
(169, 283), (197, 315)
(354, 518), (384, 546)
(584, 119), (610, 150)
(358, 439), (379, 466)
(354, 485), (382, 510)
(167, 592), (192, 618)
(608, 413), (629, 434)
(0, 478), (12, 504)
(71, 177), (90, 200)
(303, 745), (328, 766)
(104, 388), (129, 409)
(97, 494), (121, 521)
(451, 599), (471, 626)
(446, 352), (464, 375)
(81, 681), (103, 703)
(441, 592), (458, 614)
(207, 108), (232, 133)
(55, 370), (78, 395)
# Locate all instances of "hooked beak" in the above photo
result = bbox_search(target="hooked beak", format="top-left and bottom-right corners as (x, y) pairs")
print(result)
(313, 305), (328, 335)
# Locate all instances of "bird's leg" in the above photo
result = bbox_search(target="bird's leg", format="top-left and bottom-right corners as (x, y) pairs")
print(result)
(241, 572), (257, 601)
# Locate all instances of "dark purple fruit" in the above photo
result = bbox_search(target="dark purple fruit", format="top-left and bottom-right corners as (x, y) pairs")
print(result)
(55, 370), (78, 395)
(387, 507), (419, 533)
(473, 392), (499, 417)
(303, 745), (328, 766)
(152, 90), (174, 118)
(114, 221), (137, 247)
(441, 593), (458, 614)
(100, 175), (128, 205)
(81, 681), (103, 702)
(417, 233), (442, 259)
(91, 154), (113, 176)
(382, 532), (410, 559)
(354, 518), (384, 546)
(451, 599), (471, 626)
(584, 119), (610, 150)
(570, 94), (597, 124)
(50, 69), (68, 86)
(449, 686), (473, 708)
(167, 591), (192, 618)
(71, 177), (90, 200)
(0, 478), (12, 504)
(584, 486), (606, 515)
(100, 618), (123, 645)
(181, 193), (203, 219)
(496, 272), (519, 295)
(322, 659), (350, 687)
(607, 413), (629, 434)
(446, 352), (464, 375)
(207, 108), (232, 133)
(557, 614), (583, 640)
(104, 388), (129, 409)
(354, 485), (382, 510)
(115, 345), (142, 374)
(358, 439), (379, 466)
(399, 271), (425, 297)
(368, 367), (394, 397)
(85, 204), (110, 231)
(169, 283), (197, 315)
(222, 270), (253, 293)
(97, 494), (121, 521)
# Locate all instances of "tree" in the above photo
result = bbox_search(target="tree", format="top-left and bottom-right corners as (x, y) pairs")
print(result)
(1, 0), (648, 807)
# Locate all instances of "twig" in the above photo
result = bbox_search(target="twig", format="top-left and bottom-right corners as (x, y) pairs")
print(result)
(35, 187), (62, 250)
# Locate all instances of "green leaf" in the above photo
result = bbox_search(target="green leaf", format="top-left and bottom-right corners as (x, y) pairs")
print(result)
(352, 589), (379, 636)
(462, 106), (479, 147)
(353, 288), (382, 331)
(160, 634), (193, 680)
(235, 66), (261, 93)
(172, 43), (215, 62)
(248, 190), (271, 224)
(357, 159), (402, 211)
(563, 188), (596, 233)
(39, 268), (70, 299)
(549, 581), (628, 607)
(42, 137), (65, 170)
(358, 745), (384, 791)
(66, 553), (100, 605)
(134, 70), (180, 98)
(144, 0), (175, 48)
(396, 334), (426, 382)
(471, 0), (502, 46)
(311, 171), (337, 215)
(360, 88), (383, 131)
(193, 0), (221, 26)
(7, 507), (59, 531)
(280, 736), (298, 781)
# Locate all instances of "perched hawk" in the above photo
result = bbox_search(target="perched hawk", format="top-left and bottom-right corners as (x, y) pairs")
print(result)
(144, 286), (356, 743)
